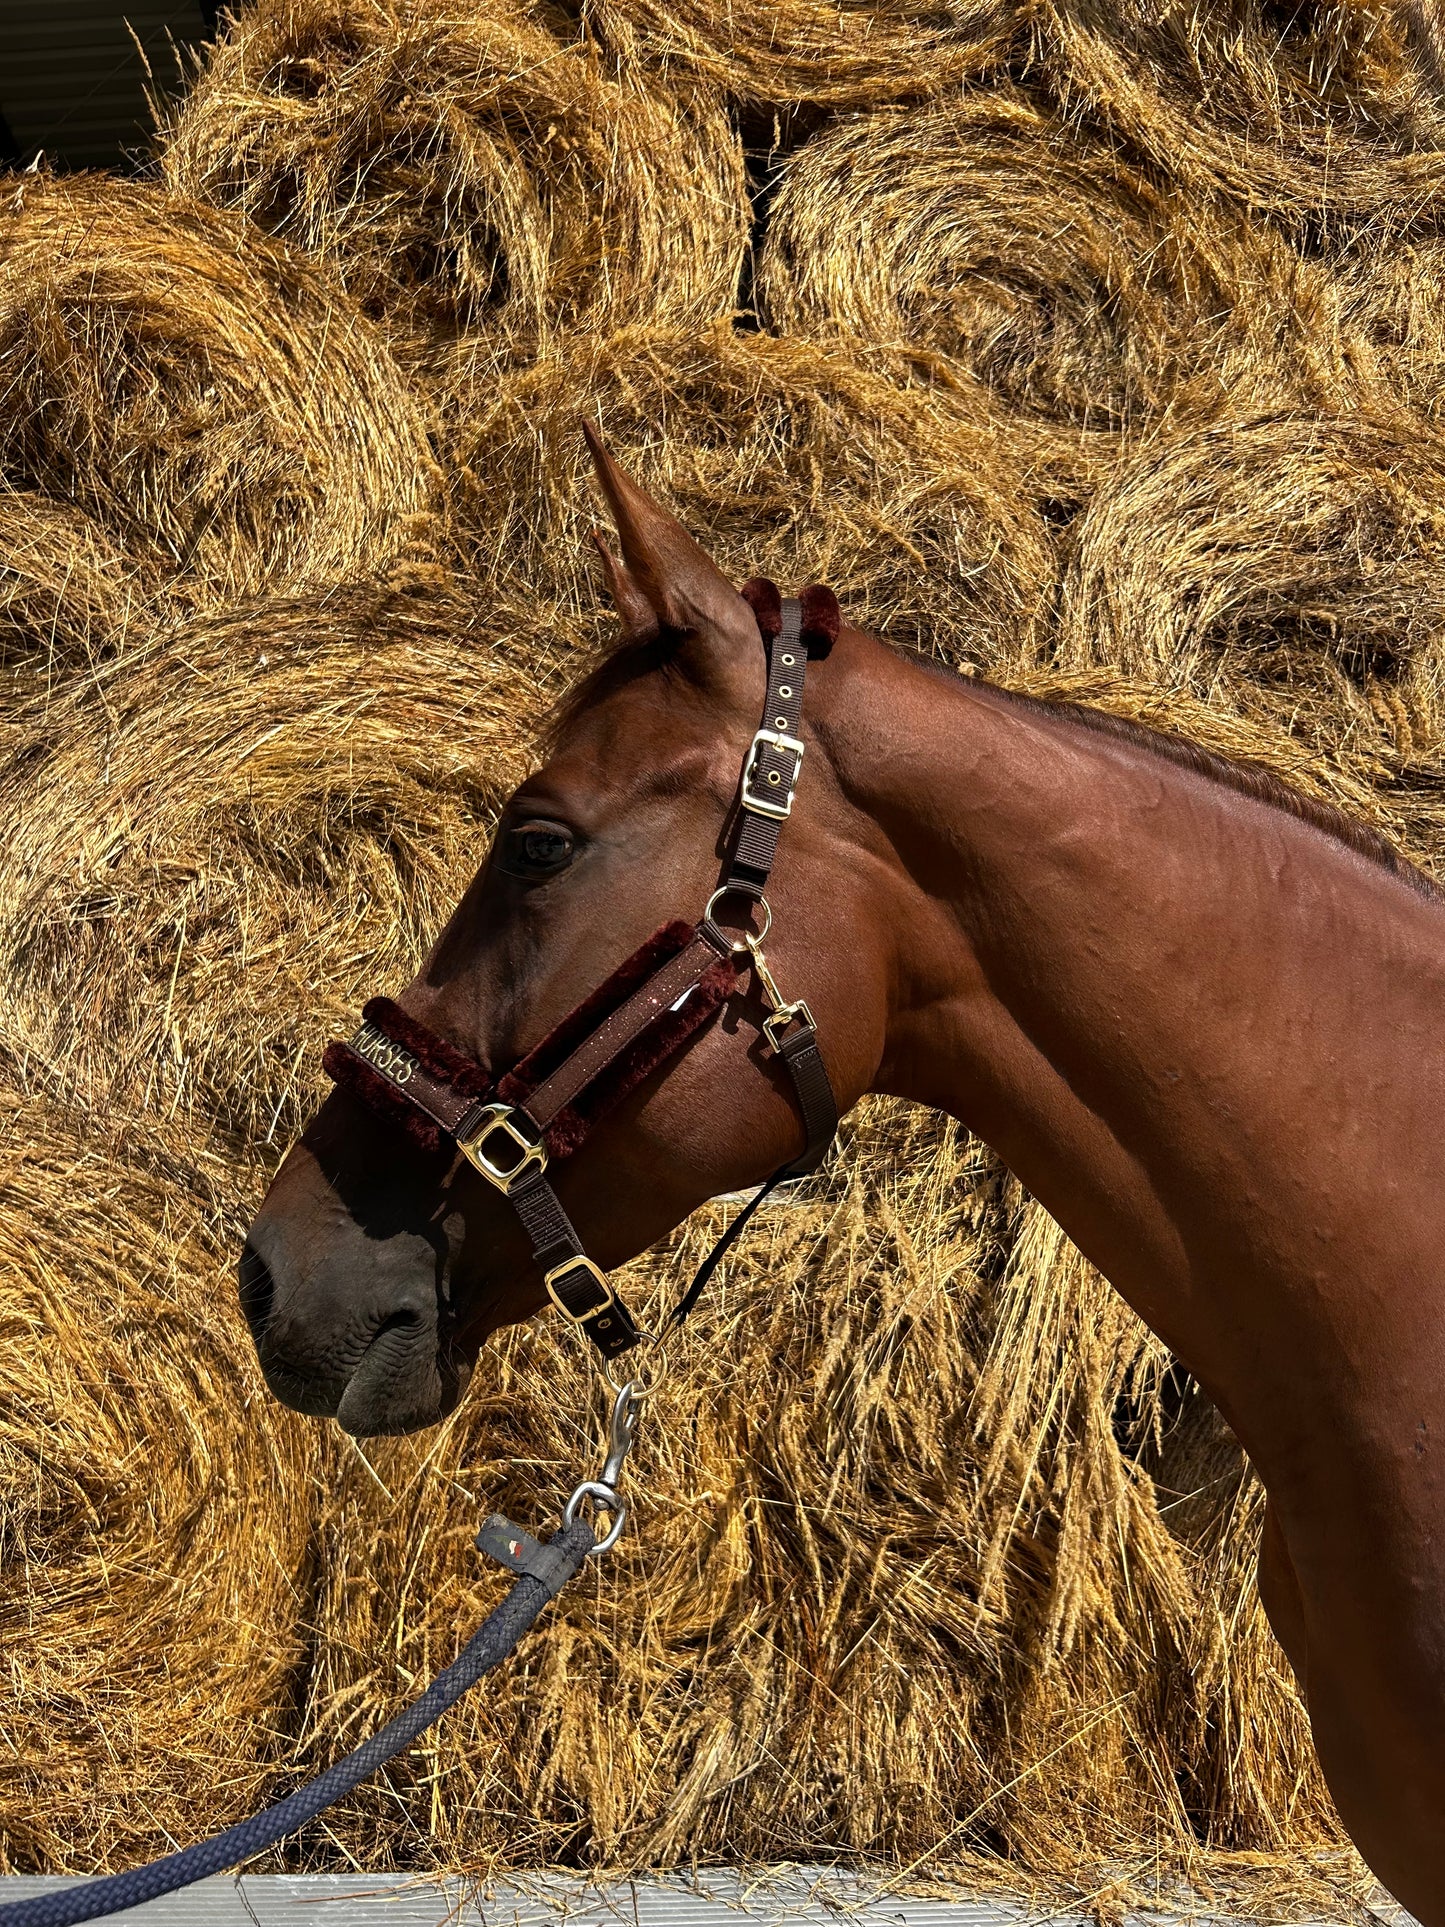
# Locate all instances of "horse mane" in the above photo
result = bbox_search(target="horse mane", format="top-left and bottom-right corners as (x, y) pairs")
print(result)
(976, 677), (1440, 904)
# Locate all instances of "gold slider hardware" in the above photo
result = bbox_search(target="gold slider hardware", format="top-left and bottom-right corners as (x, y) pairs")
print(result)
(458, 1102), (548, 1193)
(740, 728), (805, 820)
(747, 935), (815, 1054)
(545, 1255), (616, 1323)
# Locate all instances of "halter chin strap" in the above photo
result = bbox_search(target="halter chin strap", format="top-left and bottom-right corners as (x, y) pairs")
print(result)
(323, 593), (840, 1361)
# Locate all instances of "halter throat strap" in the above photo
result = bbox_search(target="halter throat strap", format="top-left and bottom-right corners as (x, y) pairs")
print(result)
(324, 593), (840, 1361)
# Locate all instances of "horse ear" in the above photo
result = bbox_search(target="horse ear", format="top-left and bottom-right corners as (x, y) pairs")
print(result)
(588, 528), (660, 643)
(581, 421), (759, 681)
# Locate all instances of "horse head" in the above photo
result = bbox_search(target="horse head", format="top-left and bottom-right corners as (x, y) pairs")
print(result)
(240, 429), (899, 1435)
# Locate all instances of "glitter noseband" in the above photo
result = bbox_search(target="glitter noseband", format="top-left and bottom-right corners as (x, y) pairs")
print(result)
(323, 588), (841, 1363)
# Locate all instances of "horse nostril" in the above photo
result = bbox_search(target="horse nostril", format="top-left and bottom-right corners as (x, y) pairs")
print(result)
(375, 1305), (424, 1337)
(238, 1239), (275, 1338)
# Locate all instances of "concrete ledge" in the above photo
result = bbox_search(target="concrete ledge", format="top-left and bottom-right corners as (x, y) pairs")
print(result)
(0, 1869), (1415, 1927)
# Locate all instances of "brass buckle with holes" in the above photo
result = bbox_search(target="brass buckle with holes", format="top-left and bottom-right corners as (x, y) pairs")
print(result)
(740, 728), (805, 820)
(763, 999), (816, 1053)
(545, 1255), (616, 1324)
(458, 1102), (547, 1193)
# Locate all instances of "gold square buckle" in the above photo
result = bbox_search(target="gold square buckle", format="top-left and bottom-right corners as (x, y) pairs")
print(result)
(544, 1256), (616, 1324)
(740, 728), (805, 820)
(762, 999), (815, 1053)
(458, 1103), (547, 1193)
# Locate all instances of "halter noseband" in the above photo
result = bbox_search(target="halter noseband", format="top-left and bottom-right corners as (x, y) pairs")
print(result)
(322, 590), (841, 1362)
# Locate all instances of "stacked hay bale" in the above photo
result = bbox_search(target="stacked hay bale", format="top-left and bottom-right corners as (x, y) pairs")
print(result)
(159, 0), (750, 365)
(0, 175), (442, 639)
(2, 0), (1443, 1906)
(0, 1088), (317, 1867)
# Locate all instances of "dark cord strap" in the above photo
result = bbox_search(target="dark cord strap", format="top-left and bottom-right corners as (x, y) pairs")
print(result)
(0, 1522), (596, 1927)
(663, 1167), (793, 1337)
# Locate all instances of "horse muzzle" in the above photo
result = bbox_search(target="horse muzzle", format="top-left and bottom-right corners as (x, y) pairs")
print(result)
(238, 1220), (468, 1437)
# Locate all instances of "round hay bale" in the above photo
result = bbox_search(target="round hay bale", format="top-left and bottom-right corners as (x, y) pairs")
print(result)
(1038, 0), (1445, 225)
(756, 92), (1341, 431)
(0, 490), (159, 681)
(582, 0), (1025, 110)
(0, 1088), (318, 1870)
(1050, 415), (1445, 881)
(1327, 222), (1445, 418)
(0, 173), (439, 612)
(160, 0), (749, 353)
(444, 322), (1071, 666)
(286, 1094), (1333, 1875)
(1055, 413), (1445, 777)
(0, 579), (545, 1146)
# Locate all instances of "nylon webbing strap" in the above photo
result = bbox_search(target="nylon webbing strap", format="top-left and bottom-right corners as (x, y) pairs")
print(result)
(518, 929), (732, 1133)
(337, 1018), (491, 1143)
(509, 1171), (641, 1358)
(775, 1023), (836, 1176)
(729, 599), (806, 891)
(727, 597), (839, 1177)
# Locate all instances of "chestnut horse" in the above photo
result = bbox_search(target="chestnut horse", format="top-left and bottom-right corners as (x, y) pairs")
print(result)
(242, 435), (1445, 1921)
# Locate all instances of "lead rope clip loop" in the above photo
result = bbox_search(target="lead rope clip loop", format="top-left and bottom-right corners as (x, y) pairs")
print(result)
(563, 1380), (644, 1556)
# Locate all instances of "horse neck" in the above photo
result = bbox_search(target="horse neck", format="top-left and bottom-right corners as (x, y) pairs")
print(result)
(815, 628), (1444, 1412)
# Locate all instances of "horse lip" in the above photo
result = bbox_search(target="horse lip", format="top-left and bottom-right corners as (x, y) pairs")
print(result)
(333, 1311), (465, 1438)
(259, 1356), (351, 1419)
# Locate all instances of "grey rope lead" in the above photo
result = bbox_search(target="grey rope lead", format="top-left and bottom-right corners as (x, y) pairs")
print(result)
(0, 1519), (596, 1927)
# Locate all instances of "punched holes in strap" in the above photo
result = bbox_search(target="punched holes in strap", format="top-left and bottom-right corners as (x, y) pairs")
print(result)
(730, 598), (806, 890)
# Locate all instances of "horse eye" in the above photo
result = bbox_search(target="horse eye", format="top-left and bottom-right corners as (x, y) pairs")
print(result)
(502, 822), (575, 878)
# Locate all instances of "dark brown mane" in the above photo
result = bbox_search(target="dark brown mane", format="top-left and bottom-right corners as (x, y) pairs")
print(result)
(978, 678), (1440, 904)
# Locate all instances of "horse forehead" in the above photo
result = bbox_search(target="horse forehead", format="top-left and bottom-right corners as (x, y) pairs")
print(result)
(547, 679), (725, 792)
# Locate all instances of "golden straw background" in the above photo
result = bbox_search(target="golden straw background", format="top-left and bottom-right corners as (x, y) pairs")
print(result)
(3, 0), (1445, 1910)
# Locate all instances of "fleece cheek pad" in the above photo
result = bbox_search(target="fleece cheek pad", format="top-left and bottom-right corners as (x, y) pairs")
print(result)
(496, 920), (738, 1158)
(324, 921), (738, 1163)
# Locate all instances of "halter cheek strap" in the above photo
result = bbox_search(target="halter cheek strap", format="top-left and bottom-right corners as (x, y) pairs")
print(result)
(323, 591), (841, 1360)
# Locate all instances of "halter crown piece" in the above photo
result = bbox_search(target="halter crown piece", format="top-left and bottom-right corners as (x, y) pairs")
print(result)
(323, 588), (841, 1361)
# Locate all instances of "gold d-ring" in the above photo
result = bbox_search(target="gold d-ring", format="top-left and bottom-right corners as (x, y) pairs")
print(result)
(703, 887), (772, 954)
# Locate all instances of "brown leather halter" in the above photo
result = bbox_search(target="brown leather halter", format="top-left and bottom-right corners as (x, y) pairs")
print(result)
(323, 592), (840, 1363)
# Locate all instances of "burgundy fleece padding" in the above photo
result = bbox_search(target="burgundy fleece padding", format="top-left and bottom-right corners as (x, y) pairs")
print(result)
(360, 995), (491, 1099)
(799, 583), (839, 658)
(321, 1042), (452, 1157)
(741, 577), (838, 659)
(496, 920), (739, 1157)
(501, 955), (737, 1157)
(740, 577), (782, 640)
(496, 920), (697, 1097)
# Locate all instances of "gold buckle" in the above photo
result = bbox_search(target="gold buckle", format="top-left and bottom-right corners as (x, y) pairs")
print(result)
(740, 728), (805, 820)
(458, 1102), (547, 1193)
(545, 1256), (616, 1324)
(763, 999), (815, 1052)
